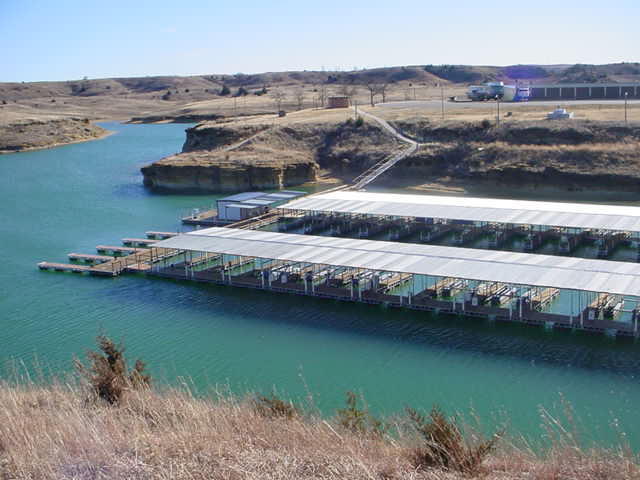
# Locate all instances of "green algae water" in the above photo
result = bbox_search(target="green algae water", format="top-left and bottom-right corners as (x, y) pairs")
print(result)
(2, 122), (640, 450)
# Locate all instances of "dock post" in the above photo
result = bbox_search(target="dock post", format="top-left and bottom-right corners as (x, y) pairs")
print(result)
(183, 251), (188, 279)
(519, 287), (523, 321)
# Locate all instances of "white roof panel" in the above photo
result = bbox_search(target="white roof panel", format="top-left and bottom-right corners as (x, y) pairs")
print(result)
(153, 227), (640, 297)
(280, 191), (640, 232)
(223, 203), (263, 209)
(218, 192), (265, 202)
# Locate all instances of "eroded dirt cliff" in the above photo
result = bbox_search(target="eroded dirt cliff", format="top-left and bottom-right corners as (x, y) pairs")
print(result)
(141, 119), (400, 193)
(0, 117), (108, 153)
(383, 120), (640, 194)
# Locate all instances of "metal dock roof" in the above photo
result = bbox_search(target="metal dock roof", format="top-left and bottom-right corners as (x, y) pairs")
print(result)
(218, 192), (266, 202)
(280, 191), (640, 232)
(153, 227), (640, 297)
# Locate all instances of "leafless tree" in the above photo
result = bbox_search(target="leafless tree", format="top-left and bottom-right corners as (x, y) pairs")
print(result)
(317, 85), (327, 107)
(378, 82), (390, 103)
(294, 87), (305, 110)
(338, 83), (359, 99)
(270, 88), (287, 112)
(364, 82), (380, 107)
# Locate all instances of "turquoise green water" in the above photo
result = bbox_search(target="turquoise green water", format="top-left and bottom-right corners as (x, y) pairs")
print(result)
(2, 122), (640, 450)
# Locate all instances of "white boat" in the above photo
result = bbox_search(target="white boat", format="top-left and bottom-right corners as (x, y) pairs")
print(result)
(547, 107), (574, 120)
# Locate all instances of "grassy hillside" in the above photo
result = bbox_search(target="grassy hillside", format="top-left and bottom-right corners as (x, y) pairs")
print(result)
(3, 63), (638, 103)
(1, 379), (636, 479)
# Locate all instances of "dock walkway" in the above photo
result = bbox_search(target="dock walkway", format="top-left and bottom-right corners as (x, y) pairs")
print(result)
(122, 238), (158, 247)
(38, 261), (117, 276)
(68, 253), (114, 263)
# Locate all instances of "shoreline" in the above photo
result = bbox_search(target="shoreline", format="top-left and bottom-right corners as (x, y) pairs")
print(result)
(376, 179), (640, 203)
(0, 125), (115, 155)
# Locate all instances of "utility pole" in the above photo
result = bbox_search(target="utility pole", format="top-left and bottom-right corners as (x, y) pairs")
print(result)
(496, 97), (501, 126)
(440, 84), (445, 121)
(625, 92), (629, 125)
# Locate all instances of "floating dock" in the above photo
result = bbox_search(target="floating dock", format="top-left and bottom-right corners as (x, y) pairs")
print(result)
(68, 253), (114, 263)
(37, 190), (640, 339)
(38, 261), (117, 276)
(38, 262), (94, 273)
(145, 231), (177, 239)
(122, 238), (158, 247)
(147, 227), (640, 338)
(279, 191), (640, 260)
(96, 245), (142, 255)
(181, 208), (220, 226)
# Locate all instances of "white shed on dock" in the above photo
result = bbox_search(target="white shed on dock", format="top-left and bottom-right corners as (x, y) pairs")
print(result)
(218, 202), (266, 221)
(216, 190), (306, 221)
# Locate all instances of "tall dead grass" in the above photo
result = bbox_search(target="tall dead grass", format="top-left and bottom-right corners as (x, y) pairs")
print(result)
(0, 337), (636, 479)
(0, 378), (637, 479)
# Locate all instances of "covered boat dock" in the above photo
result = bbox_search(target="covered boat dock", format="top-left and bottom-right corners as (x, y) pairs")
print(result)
(277, 191), (640, 260)
(149, 227), (640, 337)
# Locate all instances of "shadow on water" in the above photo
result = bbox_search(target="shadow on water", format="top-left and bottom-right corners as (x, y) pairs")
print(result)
(112, 182), (148, 198)
(98, 275), (640, 377)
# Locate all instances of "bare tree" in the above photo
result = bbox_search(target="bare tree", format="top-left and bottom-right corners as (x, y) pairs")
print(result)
(317, 85), (327, 107)
(270, 88), (287, 112)
(364, 82), (381, 107)
(294, 87), (305, 110)
(338, 83), (359, 99)
(378, 82), (390, 103)
(340, 84), (358, 99)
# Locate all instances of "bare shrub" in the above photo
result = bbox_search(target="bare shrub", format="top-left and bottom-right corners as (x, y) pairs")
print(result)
(74, 335), (151, 404)
(406, 405), (500, 475)
(336, 391), (385, 435)
(253, 393), (299, 419)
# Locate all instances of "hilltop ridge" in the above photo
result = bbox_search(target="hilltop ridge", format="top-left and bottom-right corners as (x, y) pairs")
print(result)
(2, 62), (639, 124)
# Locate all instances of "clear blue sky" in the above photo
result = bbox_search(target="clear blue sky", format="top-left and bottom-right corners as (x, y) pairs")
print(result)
(1, 0), (638, 82)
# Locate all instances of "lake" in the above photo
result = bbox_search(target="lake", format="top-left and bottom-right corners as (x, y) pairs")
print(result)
(1, 121), (639, 449)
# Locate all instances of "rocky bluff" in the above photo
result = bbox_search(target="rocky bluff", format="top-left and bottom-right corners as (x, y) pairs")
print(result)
(141, 119), (399, 193)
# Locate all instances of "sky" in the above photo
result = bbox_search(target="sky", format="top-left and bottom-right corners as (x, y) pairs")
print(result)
(1, 0), (638, 82)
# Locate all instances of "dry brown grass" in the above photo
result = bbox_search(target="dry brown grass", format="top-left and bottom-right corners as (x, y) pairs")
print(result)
(0, 378), (637, 480)
(366, 100), (639, 125)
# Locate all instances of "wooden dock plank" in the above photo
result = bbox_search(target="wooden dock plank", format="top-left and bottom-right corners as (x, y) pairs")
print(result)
(96, 245), (140, 254)
(38, 262), (93, 273)
(68, 253), (114, 263)
(121, 238), (157, 246)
